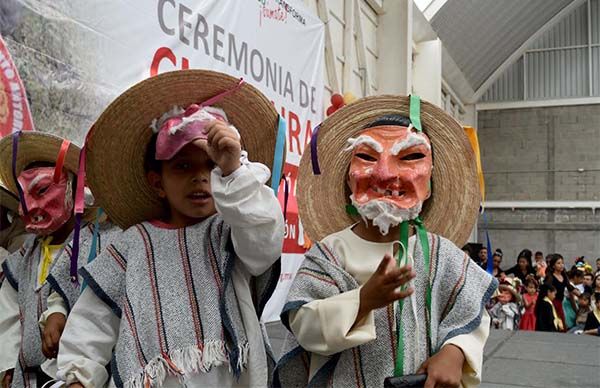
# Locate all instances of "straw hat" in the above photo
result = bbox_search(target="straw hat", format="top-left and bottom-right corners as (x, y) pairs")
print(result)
(0, 131), (82, 194)
(86, 69), (280, 229)
(0, 131), (97, 220)
(297, 95), (479, 246)
(0, 182), (19, 213)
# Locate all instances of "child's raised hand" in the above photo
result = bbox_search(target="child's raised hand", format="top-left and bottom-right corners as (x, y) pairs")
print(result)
(356, 254), (415, 323)
(417, 344), (465, 388)
(202, 120), (242, 176)
(42, 312), (66, 359)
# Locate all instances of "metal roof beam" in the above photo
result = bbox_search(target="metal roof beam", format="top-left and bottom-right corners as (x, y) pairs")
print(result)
(471, 0), (586, 103)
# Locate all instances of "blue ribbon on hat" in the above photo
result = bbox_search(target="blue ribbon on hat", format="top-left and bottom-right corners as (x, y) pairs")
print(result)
(271, 115), (286, 194)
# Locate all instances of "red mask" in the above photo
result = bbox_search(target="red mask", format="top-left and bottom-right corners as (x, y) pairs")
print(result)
(347, 125), (432, 210)
(18, 167), (74, 235)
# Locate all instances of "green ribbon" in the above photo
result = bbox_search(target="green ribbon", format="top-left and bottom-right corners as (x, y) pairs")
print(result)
(409, 95), (423, 133)
(394, 217), (431, 377)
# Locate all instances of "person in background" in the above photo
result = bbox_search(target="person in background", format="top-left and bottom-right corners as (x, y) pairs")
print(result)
(519, 276), (538, 331)
(505, 249), (535, 284)
(595, 258), (600, 275)
(533, 251), (547, 279)
(535, 284), (563, 332)
(489, 279), (521, 330)
(570, 268), (585, 294)
(477, 246), (488, 270)
(568, 293), (591, 334)
(544, 254), (580, 331)
(492, 249), (503, 278)
(582, 293), (600, 336)
(583, 273), (594, 294)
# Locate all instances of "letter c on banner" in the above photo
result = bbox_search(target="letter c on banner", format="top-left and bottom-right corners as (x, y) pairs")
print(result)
(158, 0), (176, 35)
(150, 47), (177, 77)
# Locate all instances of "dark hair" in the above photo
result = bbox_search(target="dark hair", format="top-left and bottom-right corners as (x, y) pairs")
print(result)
(535, 251), (543, 256)
(479, 246), (488, 253)
(584, 273), (593, 278)
(547, 254), (565, 276)
(595, 292), (600, 302)
(524, 276), (538, 288)
(535, 283), (557, 315)
(493, 249), (503, 258)
(365, 114), (412, 129)
(144, 133), (161, 173)
(580, 292), (591, 301)
(461, 244), (472, 256)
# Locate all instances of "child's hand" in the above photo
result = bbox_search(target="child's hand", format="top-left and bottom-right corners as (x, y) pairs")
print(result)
(42, 312), (66, 359)
(1, 369), (13, 388)
(357, 254), (415, 323)
(202, 120), (242, 176)
(417, 344), (465, 388)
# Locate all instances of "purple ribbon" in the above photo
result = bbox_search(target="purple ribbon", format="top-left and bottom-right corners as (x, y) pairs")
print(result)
(70, 213), (82, 285)
(282, 177), (289, 222)
(310, 123), (322, 175)
(11, 131), (28, 214)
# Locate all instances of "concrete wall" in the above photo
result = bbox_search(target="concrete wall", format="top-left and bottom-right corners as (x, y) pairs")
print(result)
(477, 104), (600, 267)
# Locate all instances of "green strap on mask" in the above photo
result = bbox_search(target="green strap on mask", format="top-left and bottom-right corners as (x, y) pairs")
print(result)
(409, 95), (423, 132)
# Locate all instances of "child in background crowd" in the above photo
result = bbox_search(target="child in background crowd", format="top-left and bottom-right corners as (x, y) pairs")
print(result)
(535, 284), (563, 332)
(520, 276), (538, 331)
(568, 292), (591, 333)
(489, 279), (521, 330)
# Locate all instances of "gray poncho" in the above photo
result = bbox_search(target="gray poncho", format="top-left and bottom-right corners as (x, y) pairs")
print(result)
(273, 233), (497, 387)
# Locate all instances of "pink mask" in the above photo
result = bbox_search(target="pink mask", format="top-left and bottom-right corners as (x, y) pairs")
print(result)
(18, 167), (74, 235)
(153, 104), (229, 161)
(347, 125), (432, 210)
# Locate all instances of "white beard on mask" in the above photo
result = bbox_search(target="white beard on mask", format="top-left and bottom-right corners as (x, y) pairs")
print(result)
(350, 194), (422, 235)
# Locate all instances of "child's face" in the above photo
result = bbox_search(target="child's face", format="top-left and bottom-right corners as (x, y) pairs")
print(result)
(535, 254), (543, 263)
(497, 290), (513, 304)
(526, 284), (537, 295)
(579, 297), (590, 309)
(547, 290), (556, 300)
(148, 142), (217, 225)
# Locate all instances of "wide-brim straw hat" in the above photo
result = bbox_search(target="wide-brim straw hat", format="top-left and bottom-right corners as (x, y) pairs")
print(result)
(0, 131), (97, 220)
(297, 95), (479, 246)
(86, 69), (281, 229)
(0, 182), (19, 213)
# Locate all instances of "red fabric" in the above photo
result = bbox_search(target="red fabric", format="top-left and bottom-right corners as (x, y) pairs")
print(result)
(552, 298), (567, 332)
(519, 293), (537, 331)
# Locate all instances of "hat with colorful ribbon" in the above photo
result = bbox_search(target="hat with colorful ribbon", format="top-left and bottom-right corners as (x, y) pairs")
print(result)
(297, 94), (480, 247)
(84, 69), (285, 229)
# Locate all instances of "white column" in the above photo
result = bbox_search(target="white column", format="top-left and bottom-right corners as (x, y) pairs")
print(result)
(377, 0), (413, 94)
(412, 38), (442, 106)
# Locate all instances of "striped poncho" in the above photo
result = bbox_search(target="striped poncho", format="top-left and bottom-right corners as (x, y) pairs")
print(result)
(274, 232), (497, 387)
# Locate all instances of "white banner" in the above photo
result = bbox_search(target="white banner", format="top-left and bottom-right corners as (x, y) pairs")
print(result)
(13, 0), (324, 321)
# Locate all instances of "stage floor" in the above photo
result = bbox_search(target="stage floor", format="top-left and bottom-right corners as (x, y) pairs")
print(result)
(265, 323), (600, 388)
